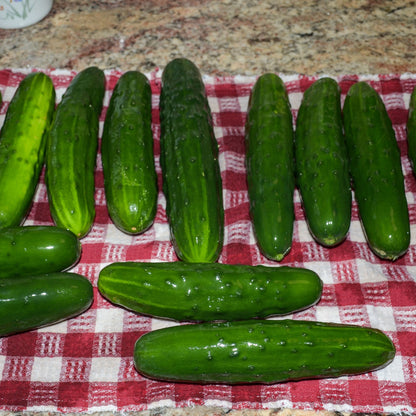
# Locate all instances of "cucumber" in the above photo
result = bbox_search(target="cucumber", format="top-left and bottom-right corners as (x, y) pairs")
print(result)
(98, 261), (322, 322)
(407, 85), (416, 173)
(0, 272), (93, 337)
(245, 73), (295, 261)
(101, 71), (157, 234)
(134, 319), (395, 384)
(295, 77), (351, 246)
(343, 81), (410, 260)
(45, 67), (105, 238)
(0, 72), (55, 229)
(159, 58), (224, 263)
(0, 225), (81, 278)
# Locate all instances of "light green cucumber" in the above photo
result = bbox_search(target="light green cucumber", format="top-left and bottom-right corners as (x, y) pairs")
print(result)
(0, 72), (55, 228)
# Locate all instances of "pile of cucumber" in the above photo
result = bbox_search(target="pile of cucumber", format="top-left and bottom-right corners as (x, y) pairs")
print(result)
(1, 58), (412, 384)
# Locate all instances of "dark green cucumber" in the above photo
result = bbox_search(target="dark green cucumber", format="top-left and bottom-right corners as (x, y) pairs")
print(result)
(0, 272), (93, 337)
(343, 81), (410, 260)
(245, 73), (295, 261)
(159, 58), (224, 263)
(407, 85), (416, 173)
(295, 77), (351, 246)
(98, 261), (322, 322)
(101, 71), (157, 234)
(0, 72), (55, 228)
(134, 319), (395, 384)
(0, 225), (81, 278)
(46, 67), (105, 238)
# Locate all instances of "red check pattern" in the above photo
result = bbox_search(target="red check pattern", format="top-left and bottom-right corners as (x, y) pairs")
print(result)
(0, 68), (415, 414)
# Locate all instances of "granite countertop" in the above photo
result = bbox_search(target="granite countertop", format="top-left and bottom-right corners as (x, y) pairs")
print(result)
(0, 0), (415, 75)
(0, 2), (413, 416)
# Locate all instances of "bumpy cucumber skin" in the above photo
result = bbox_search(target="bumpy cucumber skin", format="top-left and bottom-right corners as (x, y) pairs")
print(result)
(101, 71), (157, 234)
(134, 319), (395, 384)
(98, 261), (323, 322)
(159, 58), (224, 263)
(407, 86), (416, 173)
(295, 77), (351, 246)
(0, 72), (55, 229)
(46, 67), (105, 238)
(343, 81), (410, 260)
(0, 226), (81, 278)
(245, 73), (295, 261)
(0, 272), (93, 337)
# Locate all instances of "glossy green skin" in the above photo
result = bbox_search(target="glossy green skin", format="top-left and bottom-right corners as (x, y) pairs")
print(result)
(407, 86), (416, 173)
(98, 261), (323, 322)
(159, 58), (224, 263)
(46, 67), (105, 238)
(245, 73), (295, 261)
(134, 319), (395, 384)
(0, 272), (93, 337)
(343, 81), (410, 260)
(0, 226), (81, 278)
(0, 72), (55, 229)
(295, 78), (351, 246)
(102, 71), (157, 234)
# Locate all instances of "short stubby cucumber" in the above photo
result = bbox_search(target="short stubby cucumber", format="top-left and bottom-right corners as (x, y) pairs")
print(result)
(46, 66), (105, 238)
(0, 72), (55, 229)
(295, 77), (351, 246)
(245, 73), (295, 261)
(407, 85), (416, 174)
(102, 71), (157, 234)
(159, 58), (224, 263)
(0, 225), (81, 278)
(98, 261), (323, 321)
(0, 272), (93, 337)
(134, 319), (395, 384)
(343, 81), (410, 260)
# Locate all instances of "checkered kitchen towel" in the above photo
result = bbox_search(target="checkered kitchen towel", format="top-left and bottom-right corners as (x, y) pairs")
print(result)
(0, 68), (415, 414)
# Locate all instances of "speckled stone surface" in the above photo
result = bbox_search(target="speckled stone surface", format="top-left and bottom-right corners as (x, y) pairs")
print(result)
(0, 0), (415, 75)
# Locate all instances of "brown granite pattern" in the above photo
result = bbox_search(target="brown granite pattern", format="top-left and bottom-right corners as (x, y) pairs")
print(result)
(0, 0), (415, 75)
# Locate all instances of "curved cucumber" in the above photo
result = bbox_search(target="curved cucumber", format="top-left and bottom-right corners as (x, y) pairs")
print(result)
(0, 72), (55, 228)
(0, 272), (93, 337)
(102, 71), (157, 234)
(98, 261), (322, 322)
(46, 67), (105, 238)
(245, 73), (295, 261)
(0, 226), (81, 278)
(159, 58), (224, 263)
(407, 85), (416, 173)
(295, 77), (351, 246)
(134, 319), (395, 384)
(343, 81), (410, 260)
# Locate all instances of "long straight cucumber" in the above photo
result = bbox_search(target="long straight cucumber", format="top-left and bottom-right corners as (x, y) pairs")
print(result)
(101, 71), (157, 234)
(159, 58), (224, 263)
(343, 81), (410, 260)
(46, 67), (105, 238)
(0, 72), (55, 228)
(134, 319), (395, 384)
(295, 77), (351, 246)
(0, 272), (93, 337)
(98, 261), (322, 321)
(407, 85), (416, 173)
(245, 73), (295, 261)
(0, 226), (81, 278)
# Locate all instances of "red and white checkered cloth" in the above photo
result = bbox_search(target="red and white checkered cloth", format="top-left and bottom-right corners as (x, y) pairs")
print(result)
(0, 68), (415, 414)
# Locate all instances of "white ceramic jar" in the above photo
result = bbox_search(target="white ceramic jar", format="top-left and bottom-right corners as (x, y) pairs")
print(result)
(0, 0), (53, 29)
